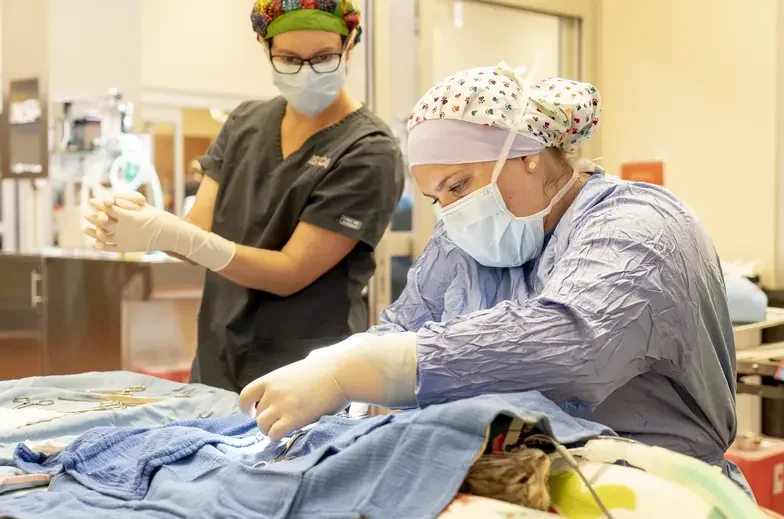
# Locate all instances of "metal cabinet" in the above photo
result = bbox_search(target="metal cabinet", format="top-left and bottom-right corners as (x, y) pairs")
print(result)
(0, 253), (204, 381)
(41, 256), (150, 376)
(0, 255), (45, 379)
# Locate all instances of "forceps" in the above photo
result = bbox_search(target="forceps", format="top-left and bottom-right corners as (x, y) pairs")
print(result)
(62, 401), (127, 414)
(252, 430), (307, 468)
(171, 388), (195, 399)
(84, 385), (146, 396)
(59, 393), (166, 406)
(13, 397), (55, 409)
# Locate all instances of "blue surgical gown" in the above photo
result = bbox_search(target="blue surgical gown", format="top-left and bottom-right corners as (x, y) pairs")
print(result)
(371, 173), (738, 466)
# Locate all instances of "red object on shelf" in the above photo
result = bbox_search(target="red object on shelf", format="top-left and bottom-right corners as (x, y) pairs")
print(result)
(136, 368), (191, 384)
(726, 436), (784, 514)
(620, 161), (664, 186)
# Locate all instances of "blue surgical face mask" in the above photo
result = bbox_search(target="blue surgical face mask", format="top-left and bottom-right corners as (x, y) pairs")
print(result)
(440, 167), (578, 267)
(273, 62), (346, 117)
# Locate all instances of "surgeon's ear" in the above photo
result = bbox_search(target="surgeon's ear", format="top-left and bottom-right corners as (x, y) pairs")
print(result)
(522, 155), (540, 173)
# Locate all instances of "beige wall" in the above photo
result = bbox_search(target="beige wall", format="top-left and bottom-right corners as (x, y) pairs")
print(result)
(140, 0), (266, 98)
(2, 0), (143, 105)
(598, 0), (781, 284)
(426, 0), (560, 86)
(49, 0), (142, 102)
(2, 0), (50, 83)
(151, 109), (223, 139)
(182, 109), (223, 138)
(139, 0), (368, 102)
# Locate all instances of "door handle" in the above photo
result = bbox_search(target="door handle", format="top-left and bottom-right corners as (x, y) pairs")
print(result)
(30, 270), (43, 309)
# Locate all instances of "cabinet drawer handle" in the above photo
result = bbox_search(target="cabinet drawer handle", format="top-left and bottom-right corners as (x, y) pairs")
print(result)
(30, 270), (43, 309)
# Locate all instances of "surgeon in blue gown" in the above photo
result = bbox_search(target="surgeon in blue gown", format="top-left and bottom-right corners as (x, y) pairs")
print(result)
(239, 64), (749, 490)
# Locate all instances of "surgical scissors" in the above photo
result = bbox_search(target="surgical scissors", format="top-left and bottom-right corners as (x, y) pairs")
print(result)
(13, 397), (55, 409)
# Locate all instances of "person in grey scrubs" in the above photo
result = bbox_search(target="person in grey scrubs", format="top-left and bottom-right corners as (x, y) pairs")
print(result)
(84, 1), (405, 392)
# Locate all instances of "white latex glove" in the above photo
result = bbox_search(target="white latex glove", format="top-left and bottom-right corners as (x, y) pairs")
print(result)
(238, 332), (418, 441)
(83, 192), (236, 272)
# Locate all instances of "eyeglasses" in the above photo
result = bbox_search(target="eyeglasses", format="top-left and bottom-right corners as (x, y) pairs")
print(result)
(270, 53), (343, 75)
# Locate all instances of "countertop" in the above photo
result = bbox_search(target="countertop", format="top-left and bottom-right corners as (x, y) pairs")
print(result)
(1, 248), (180, 264)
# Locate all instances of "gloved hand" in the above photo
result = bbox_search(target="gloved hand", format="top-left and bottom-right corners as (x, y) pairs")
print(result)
(238, 332), (418, 441)
(83, 192), (236, 272)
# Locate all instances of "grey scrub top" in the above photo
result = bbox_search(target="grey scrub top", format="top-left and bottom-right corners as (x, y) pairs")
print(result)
(192, 97), (405, 392)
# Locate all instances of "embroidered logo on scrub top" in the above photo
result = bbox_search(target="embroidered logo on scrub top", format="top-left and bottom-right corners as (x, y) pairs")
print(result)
(308, 155), (331, 168)
(339, 215), (363, 231)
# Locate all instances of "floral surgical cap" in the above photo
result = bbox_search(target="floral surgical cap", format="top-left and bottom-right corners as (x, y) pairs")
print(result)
(408, 62), (601, 153)
(251, 0), (362, 43)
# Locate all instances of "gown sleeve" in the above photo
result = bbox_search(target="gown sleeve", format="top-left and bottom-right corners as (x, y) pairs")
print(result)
(367, 231), (447, 335)
(367, 222), (507, 335)
(415, 198), (700, 410)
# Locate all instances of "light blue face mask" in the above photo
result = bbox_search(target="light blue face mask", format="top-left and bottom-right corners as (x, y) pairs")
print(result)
(439, 66), (579, 268)
(273, 62), (346, 117)
(440, 161), (578, 268)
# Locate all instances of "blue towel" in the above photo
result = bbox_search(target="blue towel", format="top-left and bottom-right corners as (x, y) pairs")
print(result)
(1, 391), (613, 519)
(14, 414), (259, 500)
(0, 371), (240, 479)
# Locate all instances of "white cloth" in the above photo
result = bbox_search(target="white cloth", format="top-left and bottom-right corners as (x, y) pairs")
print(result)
(23, 439), (67, 456)
(0, 408), (64, 434)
